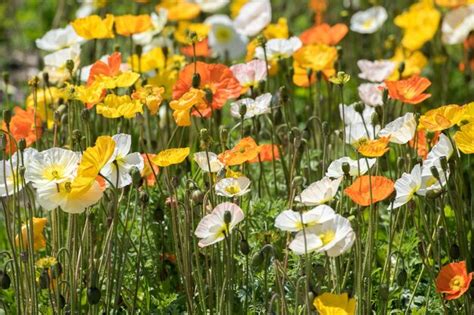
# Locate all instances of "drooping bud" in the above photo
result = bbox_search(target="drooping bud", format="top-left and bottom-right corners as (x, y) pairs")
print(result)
(192, 73), (201, 88)
(3, 109), (11, 126)
(240, 239), (250, 255)
(87, 287), (101, 305)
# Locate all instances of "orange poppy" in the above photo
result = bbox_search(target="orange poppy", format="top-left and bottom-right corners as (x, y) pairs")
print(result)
(173, 61), (241, 117)
(299, 23), (348, 46)
(115, 14), (152, 36)
(141, 153), (159, 186)
(384, 75), (431, 105)
(357, 137), (390, 158)
(87, 52), (122, 86)
(180, 39), (212, 58)
(459, 33), (474, 72)
(249, 144), (280, 163)
(309, 0), (327, 25)
(344, 176), (394, 207)
(436, 261), (473, 300)
(2, 107), (42, 153)
(218, 137), (261, 166)
(409, 130), (440, 159)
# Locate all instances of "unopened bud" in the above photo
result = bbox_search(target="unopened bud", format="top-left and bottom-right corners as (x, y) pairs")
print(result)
(439, 156), (448, 172)
(430, 166), (440, 181)
(3, 109), (12, 126)
(354, 102), (365, 114)
(342, 162), (351, 176)
(449, 244), (460, 260)
(66, 59), (75, 73)
(192, 73), (201, 88)
(223, 211), (232, 225)
(18, 139), (26, 152)
(135, 44), (143, 56)
(240, 239), (250, 255)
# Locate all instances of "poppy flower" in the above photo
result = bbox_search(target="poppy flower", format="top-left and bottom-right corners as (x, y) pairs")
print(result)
(114, 14), (152, 36)
(419, 104), (465, 132)
(326, 157), (376, 178)
(215, 176), (251, 197)
(454, 122), (474, 154)
(275, 205), (335, 232)
(409, 129), (440, 160)
(169, 88), (207, 126)
(15, 217), (48, 251)
(385, 75), (431, 104)
(313, 292), (356, 315)
(218, 137), (261, 166)
(436, 261), (473, 300)
(173, 62), (241, 117)
(344, 176), (394, 206)
(0, 148), (37, 197)
(350, 6), (388, 34)
(194, 151), (225, 173)
(141, 154), (159, 186)
(2, 107), (42, 153)
(133, 10), (168, 46)
(300, 23), (348, 46)
(295, 177), (342, 206)
(358, 137), (390, 158)
(181, 39), (212, 58)
(88, 52), (139, 89)
(96, 94), (143, 119)
(131, 84), (165, 115)
(156, 1), (200, 21)
(233, 0), (271, 37)
(293, 44), (337, 87)
(379, 113), (417, 144)
(36, 24), (85, 52)
(152, 147), (190, 167)
(205, 15), (248, 60)
(357, 59), (396, 83)
(26, 87), (63, 128)
(248, 144), (280, 163)
(392, 164), (422, 209)
(388, 48), (428, 80)
(71, 14), (115, 40)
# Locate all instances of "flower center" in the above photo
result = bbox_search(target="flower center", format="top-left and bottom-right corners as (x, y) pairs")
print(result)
(215, 26), (233, 44)
(449, 275), (465, 291)
(225, 183), (241, 195)
(319, 230), (336, 245)
(363, 18), (375, 29)
(43, 165), (64, 181)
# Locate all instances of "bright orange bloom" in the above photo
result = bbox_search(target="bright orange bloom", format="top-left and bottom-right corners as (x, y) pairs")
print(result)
(384, 75), (431, 105)
(15, 217), (48, 251)
(115, 14), (152, 36)
(409, 130), (440, 159)
(249, 144), (280, 163)
(173, 62), (241, 117)
(218, 137), (261, 166)
(357, 137), (390, 158)
(180, 39), (212, 58)
(2, 107), (42, 153)
(141, 153), (159, 186)
(344, 176), (394, 207)
(436, 261), (473, 300)
(87, 52), (122, 86)
(309, 0), (327, 25)
(299, 23), (348, 46)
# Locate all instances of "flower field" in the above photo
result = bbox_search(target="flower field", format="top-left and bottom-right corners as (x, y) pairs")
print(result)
(1, 0), (474, 313)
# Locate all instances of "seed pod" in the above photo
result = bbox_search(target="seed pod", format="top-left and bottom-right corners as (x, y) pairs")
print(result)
(397, 269), (407, 287)
(0, 272), (11, 289)
(191, 190), (204, 204)
(87, 287), (101, 305)
(240, 239), (250, 255)
(449, 244), (460, 260)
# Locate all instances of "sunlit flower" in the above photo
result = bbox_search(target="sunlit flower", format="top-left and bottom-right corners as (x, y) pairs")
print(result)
(385, 75), (431, 104)
(141, 153), (159, 186)
(36, 256), (58, 269)
(15, 217), (48, 251)
(195, 202), (244, 247)
(88, 52), (140, 88)
(230, 93), (272, 119)
(194, 151), (225, 172)
(173, 62), (241, 117)
(256, 37), (302, 61)
(36, 25), (85, 51)
(300, 23), (348, 46)
(292, 44), (337, 87)
(379, 112), (417, 144)
(313, 292), (356, 315)
(345, 123), (380, 147)
(344, 176), (394, 206)
(392, 164), (422, 209)
(194, 0), (229, 12)
(388, 48), (428, 80)
(205, 14), (248, 60)
(215, 176), (251, 197)
(0, 148), (37, 197)
(115, 14), (152, 36)
(295, 177), (342, 206)
(71, 14), (115, 40)
(156, 0), (200, 21)
(422, 134), (455, 177)
(230, 60), (267, 92)
(394, 1), (441, 51)
(248, 144), (280, 163)
(442, 5), (474, 45)
(454, 122), (474, 154)
(218, 137), (261, 166)
(43, 44), (81, 83)
(419, 104), (465, 132)
(357, 59), (396, 83)
(358, 137), (390, 157)
(275, 205), (336, 232)
(2, 107), (42, 153)
(326, 157), (376, 178)
(339, 103), (375, 126)
(101, 134), (144, 188)
(409, 129), (440, 160)
(96, 94), (143, 119)
(245, 18), (289, 62)
(169, 88), (207, 126)
(181, 39), (212, 58)
(133, 10), (168, 45)
(132, 85), (165, 115)
(436, 261), (473, 300)
(358, 83), (384, 107)
(350, 6), (387, 34)
(233, 0), (271, 37)
(152, 147), (190, 167)
(174, 21), (210, 44)
(436, 0), (472, 7)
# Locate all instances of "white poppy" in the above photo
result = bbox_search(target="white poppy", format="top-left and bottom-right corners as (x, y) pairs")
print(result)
(295, 177), (342, 206)
(378, 112), (417, 144)
(255, 37), (302, 61)
(25, 147), (80, 188)
(230, 59), (267, 88)
(357, 59), (396, 82)
(442, 5), (474, 45)
(195, 202), (244, 247)
(193, 0), (229, 13)
(417, 165), (448, 197)
(194, 152), (225, 173)
(205, 15), (248, 60)
(326, 156), (376, 178)
(43, 44), (81, 83)
(289, 231), (323, 255)
(340, 103), (376, 125)
(230, 93), (272, 119)
(132, 10), (168, 46)
(215, 176), (251, 197)
(358, 83), (384, 107)
(274, 205), (336, 232)
(101, 134), (144, 188)
(0, 148), (37, 197)
(36, 25), (85, 51)
(421, 133), (454, 178)
(345, 122), (380, 146)
(233, 0), (271, 37)
(392, 164), (422, 209)
(350, 6), (388, 34)
(312, 215), (355, 257)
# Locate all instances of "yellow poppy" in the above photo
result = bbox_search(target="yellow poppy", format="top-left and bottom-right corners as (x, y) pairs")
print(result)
(419, 104), (465, 132)
(156, 0), (200, 21)
(174, 22), (209, 44)
(313, 292), (356, 315)
(293, 44), (337, 87)
(461, 102), (474, 123)
(26, 87), (64, 128)
(72, 83), (105, 105)
(358, 137), (390, 157)
(230, 0), (249, 18)
(15, 217), (48, 251)
(263, 18), (289, 40)
(96, 94), (143, 119)
(454, 122), (474, 154)
(115, 14), (152, 36)
(71, 14), (115, 40)
(152, 147), (190, 167)
(132, 85), (165, 115)
(169, 88), (207, 126)
(388, 47), (427, 80)
(94, 72), (140, 90)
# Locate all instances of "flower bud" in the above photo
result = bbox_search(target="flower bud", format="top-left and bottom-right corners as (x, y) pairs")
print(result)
(87, 286), (101, 305)
(139, 191), (149, 205)
(292, 176), (304, 188)
(3, 109), (11, 126)
(135, 44), (143, 56)
(131, 167), (143, 188)
(342, 162), (351, 176)
(239, 104), (247, 118)
(81, 109), (90, 122)
(42, 72), (49, 84)
(354, 102), (365, 114)
(191, 190), (204, 204)
(279, 86), (288, 104)
(66, 59), (75, 74)
(371, 112), (379, 126)
(251, 251), (264, 270)
(0, 271), (11, 289)
(192, 73), (201, 88)
(240, 239), (250, 255)
(205, 88), (213, 104)
(18, 139), (26, 152)
(154, 206), (164, 222)
(223, 210), (232, 225)
(220, 127), (228, 145)
(430, 166), (440, 181)
(397, 269), (407, 287)
(439, 156), (448, 172)
(449, 243), (460, 260)
(39, 269), (50, 289)
(398, 62), (405, 76)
